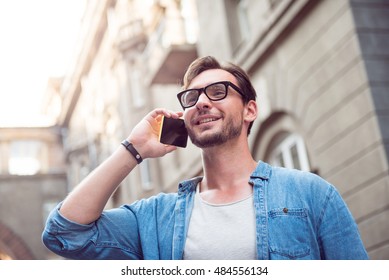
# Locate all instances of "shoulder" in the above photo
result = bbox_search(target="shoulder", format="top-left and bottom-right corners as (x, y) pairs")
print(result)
(271, 165), (333, 190)
(264, 165), (346, 222)
(266, 165), (338, 206)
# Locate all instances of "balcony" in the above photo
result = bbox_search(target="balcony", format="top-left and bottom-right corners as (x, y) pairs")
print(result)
(147, 43), (197, 85)
(142, 8), (198, 85)
(116, 19), (147, 54)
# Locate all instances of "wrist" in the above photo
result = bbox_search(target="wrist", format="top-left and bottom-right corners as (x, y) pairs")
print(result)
(121, 140), (143, 164)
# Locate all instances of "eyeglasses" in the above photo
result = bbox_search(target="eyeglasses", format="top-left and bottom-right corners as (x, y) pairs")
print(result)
(177, 81), (245, 109)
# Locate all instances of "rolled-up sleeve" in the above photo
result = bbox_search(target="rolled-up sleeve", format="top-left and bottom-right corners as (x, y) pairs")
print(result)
(42, 203), (143, 259)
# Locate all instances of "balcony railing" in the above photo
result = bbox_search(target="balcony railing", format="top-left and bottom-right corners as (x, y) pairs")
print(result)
(116, 19), (147, 53)
(142, 12), (197, 85)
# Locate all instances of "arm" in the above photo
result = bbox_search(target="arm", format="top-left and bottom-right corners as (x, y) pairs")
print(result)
(318, 186), (369, 259)
(59, 108), (183, 225)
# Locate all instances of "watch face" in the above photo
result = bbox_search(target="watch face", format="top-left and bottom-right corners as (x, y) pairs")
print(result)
(159, 116), (188, 148)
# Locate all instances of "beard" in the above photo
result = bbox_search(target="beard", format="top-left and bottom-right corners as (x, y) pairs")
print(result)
(187, 114), (243, 148)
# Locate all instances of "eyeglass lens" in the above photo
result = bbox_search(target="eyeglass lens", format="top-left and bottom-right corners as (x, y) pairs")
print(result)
(180, 82), (228, 108)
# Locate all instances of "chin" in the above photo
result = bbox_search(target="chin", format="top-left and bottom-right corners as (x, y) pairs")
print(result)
(189, 132), (228, 148)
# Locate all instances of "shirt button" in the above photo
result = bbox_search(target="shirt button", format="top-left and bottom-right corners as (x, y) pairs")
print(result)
(283, 207), (288, 213)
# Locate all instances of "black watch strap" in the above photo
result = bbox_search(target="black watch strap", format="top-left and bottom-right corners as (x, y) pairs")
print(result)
(121, 140), (143, 164)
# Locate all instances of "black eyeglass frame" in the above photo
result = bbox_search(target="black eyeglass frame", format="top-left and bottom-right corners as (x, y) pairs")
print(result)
(176, 81), (245, 109)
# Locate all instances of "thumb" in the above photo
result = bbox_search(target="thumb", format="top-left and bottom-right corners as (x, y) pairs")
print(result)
(164, 145), (178, 154)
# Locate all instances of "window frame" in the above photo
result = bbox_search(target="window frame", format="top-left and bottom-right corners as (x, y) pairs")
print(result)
(269, 133), (310, 171)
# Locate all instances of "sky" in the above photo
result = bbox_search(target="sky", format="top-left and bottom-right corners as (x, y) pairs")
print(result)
(0, 0), (85, 127)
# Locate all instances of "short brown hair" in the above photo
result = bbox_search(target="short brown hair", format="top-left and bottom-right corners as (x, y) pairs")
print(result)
(182, 56), (257, 134)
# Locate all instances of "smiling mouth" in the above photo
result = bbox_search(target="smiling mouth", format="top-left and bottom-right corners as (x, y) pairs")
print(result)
(197, 117), (219, 125)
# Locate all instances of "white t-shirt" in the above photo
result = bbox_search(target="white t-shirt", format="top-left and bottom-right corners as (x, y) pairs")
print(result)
(183, 185), (257, 260)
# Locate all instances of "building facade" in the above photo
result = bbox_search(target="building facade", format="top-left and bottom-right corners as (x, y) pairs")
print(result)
(0, 127), (67, 259)
(1, 0), (388, 259)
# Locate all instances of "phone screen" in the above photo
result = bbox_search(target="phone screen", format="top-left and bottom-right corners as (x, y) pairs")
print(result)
(159, 116), (188, 148)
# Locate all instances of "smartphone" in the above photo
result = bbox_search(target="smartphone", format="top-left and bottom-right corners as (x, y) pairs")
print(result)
(159, 116), (188, 148)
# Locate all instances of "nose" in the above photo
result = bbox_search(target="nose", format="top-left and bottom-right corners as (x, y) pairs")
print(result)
(195, 92), (212, 109)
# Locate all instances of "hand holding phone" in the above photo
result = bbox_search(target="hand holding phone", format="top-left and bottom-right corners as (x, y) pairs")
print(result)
(159, 116), (188, 148)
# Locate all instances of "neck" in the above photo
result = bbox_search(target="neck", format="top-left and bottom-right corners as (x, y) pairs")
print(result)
(199, 139), (257, 203)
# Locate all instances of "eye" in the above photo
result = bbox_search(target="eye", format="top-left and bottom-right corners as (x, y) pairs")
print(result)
(207, 84), (226, 99)
(182, 90), (198, 105)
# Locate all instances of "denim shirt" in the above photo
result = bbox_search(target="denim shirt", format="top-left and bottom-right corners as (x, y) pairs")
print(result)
(42, 161), (369, 260)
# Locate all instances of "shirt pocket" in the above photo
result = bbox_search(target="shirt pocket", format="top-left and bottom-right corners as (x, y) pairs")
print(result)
(268, 208), (311, 259)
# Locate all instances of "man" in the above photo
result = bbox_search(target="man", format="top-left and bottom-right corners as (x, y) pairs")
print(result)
(42, 56), (368, 260)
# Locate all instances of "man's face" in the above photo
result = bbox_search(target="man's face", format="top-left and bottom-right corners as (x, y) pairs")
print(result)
(183, 69), (246, 148)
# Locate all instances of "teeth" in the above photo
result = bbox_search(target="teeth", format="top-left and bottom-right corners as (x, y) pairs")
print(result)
(199, 118), (217, 124)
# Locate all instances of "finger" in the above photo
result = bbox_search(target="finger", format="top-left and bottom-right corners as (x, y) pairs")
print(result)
(164, 145), (177, 154)
(172, 111), (184, 118)
(149, 108), (173, 118)
(150, 108), (184, 119)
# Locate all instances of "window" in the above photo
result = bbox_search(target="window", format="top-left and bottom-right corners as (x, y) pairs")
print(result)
(8, 140), (43, 175)
(237, 0), (250, 41)
(225, 0), (250, 52)
(181, 0), (199, 44)
(269, 133), (310, 171)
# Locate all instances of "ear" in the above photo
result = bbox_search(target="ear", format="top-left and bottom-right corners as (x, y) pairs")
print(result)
(243, 100), (258, 123)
